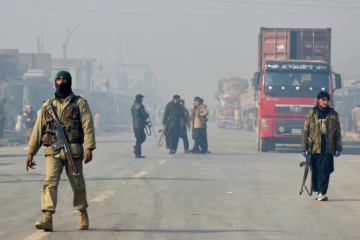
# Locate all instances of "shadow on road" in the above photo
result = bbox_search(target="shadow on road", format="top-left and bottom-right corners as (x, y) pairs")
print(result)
(95, 140), (134, 143)
(328, 199), (360, 202)
(86, 228), (282, 234)
(0, 162), (15, 166)
(0, 177), (216, 184)
(0, 154), (28, 158)
(273, 143), (360, 155)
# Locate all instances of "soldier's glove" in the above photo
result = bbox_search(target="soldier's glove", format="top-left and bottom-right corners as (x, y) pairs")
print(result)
(334, 151), (341, 157)
(301, 151), (307, 158)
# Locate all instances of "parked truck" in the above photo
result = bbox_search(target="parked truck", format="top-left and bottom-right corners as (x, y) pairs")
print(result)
(251, 27), (342, 152)
(215, 76), (247, 128)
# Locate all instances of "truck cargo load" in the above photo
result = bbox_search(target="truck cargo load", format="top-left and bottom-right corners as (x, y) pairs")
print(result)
(215, 76), (248, 129)
(258, 28), (331, 71)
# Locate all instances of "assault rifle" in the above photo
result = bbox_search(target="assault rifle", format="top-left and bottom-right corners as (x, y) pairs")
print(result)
(299, 138), (314, 196)
(44, 104), (80, 189)
(157, 117), (169, 147)
(145, 119), (157, 139)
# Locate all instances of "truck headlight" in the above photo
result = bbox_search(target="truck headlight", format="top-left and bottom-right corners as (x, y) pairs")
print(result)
(261, 119), (268, 130)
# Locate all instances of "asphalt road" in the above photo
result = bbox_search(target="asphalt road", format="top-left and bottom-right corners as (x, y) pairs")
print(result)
(1, 125), (360, 240)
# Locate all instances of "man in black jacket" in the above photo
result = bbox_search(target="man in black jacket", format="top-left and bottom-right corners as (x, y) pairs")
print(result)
(131, 94), (149, 158)
(163, 95), (187, 154)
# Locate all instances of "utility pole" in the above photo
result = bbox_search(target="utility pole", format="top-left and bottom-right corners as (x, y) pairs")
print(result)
(62, 25), (78, 68)
(37, 34), (44, 53)
(116, 33), (128, 94)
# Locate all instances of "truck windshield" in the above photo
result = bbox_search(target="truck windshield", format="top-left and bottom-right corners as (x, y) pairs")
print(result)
(264, 71), (330, 97)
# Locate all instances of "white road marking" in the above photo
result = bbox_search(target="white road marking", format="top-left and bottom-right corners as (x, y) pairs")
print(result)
(158, 160), (167, 164)
(132, 171), (148, 178)
(24, 231), (49, 240)
(91, 190), (116, 202)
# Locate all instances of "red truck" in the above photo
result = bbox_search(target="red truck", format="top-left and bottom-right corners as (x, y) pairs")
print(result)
(252, 27), (342, 152)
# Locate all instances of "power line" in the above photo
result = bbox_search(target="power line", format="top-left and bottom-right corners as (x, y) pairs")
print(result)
(4, 2), (360, 17)
(201, 0), (360, 9)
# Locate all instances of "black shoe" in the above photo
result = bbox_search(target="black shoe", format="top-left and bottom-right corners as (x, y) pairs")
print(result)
(189, 149), (199, 154)
(135, 155), (145, 159)
(185, 150), (190, 153)
(206, 150), (211, 154)
(169, 150), (176, 154)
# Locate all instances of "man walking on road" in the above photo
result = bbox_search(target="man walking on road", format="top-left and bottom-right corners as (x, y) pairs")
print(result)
(190, 97), (209, 153)
(301, 91), (342, 201)
(25, 71), (96, 231)
(179, 99), (190, 153)
(131, 94), (149, 158)
(163, 95), (187, 154)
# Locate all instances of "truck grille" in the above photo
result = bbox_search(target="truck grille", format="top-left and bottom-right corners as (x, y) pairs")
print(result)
(275, 105), (313, 114)
(275, 119), (305, 134)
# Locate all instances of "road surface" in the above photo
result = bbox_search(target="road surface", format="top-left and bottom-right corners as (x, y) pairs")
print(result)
(1, 125), (360, 240)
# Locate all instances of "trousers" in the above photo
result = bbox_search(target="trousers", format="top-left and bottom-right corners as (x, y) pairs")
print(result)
(134, 128), (146, 156)
(42, 156), (88, 213)
(180, 126), (189, 151)
(193, 128), (207, 153)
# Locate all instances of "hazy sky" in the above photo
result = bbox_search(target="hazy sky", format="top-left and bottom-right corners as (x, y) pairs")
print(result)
(1, 0), (359, 105)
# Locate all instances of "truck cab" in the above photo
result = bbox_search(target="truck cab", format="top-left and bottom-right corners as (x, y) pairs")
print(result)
(253, 60), (342, 152)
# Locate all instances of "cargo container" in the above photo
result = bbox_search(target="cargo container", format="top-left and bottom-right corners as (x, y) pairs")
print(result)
(258, 28), (331, 71)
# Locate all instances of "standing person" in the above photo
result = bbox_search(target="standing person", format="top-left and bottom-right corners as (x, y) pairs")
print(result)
(301, 91), (342, 201)
(179, 99), (190, 153)
(25, 71), (96, 231)
(23, 105), (37, 150)
(163, 95), (187, 154)
(190, 97), (209, 153)
(94, 110), (101, 135)
(131, 94), (149, 158)
(15, 111), (24, 132)
(0, 96), (6, 139)
(351, 105), (360, 133)
(200, 98), (211, 154)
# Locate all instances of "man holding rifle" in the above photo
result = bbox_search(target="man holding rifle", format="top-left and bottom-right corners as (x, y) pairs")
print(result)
(25, 71), (96, 231)
(131, 94), (149, 158)
(301, 91), (342, 201)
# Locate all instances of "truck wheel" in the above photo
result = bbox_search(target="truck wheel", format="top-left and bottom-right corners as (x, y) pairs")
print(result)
(259, 138), (268, 152)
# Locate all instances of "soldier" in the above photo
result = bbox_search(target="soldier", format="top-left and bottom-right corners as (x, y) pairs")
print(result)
(131, 94), (149, 158)
(179, 99), (191, 153)
(163, 95), (187, 154)
(25, 71), (96, 231)
(190, 97), (209, 153)
(23, 105), (37, 149)
(301, 91), (342, 201)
